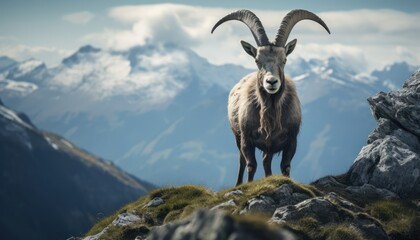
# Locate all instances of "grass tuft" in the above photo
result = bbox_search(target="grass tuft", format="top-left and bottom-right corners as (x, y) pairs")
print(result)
(323, 224), (364, 240)
(368, 200), (419, 239)
(284, 217), (322, 239)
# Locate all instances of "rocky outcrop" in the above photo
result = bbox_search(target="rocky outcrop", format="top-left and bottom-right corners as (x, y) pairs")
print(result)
(348, 70), (420, 196)
(148, 209), (295, 240)
(240, 184), (311, 215)
(271, 192), (388, 240)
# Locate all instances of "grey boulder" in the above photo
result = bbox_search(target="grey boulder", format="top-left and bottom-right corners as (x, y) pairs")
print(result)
(348, 70), (420, 196)
(147, 209), (295, 240)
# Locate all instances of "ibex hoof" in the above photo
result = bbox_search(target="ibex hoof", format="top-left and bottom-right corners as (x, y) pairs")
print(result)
(282, 166), (290, 177)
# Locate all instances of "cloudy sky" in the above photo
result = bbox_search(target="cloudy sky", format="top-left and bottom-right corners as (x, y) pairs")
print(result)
(1, 0), (419, 72)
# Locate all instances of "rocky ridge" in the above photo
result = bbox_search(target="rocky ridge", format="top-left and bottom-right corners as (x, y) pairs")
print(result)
(83, 71), (420, 240)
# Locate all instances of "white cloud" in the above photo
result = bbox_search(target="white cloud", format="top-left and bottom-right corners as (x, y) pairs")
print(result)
(62, 11), (95, 25)
(82, 4), (420, 73)
(0, 43), (72, 66)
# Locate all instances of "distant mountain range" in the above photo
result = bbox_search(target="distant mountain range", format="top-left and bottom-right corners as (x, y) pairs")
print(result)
(0, 99), (153, 240)
(0, 43), (417, 189)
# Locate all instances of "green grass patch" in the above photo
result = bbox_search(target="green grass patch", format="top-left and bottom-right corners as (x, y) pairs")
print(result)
(220, 175), (320, 209)
(283, 217), (322, 239)
(84, 197), (150, 236)
(367, 200), (420, 239)
(98, 224), (150, 240)
(323, 224), (364, 240)
(120, 185), (219, 226)
(284, 220), (364, 240)
(85, 175), (327, 238)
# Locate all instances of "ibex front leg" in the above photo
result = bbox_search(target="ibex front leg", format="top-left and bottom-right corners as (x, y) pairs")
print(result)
(240, 138), (257, 182)
(263, 152), (273, 177)
(281, 138), (297, 177)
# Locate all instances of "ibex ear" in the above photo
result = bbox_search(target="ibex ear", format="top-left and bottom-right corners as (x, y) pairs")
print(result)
(285, 39), (297, 56)
(240, 40), (257, 58)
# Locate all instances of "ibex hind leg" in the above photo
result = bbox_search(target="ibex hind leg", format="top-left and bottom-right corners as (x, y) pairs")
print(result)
(281, 138), (297, 177)
(236, 153), (246, 186)
(235, 135), (246, 186)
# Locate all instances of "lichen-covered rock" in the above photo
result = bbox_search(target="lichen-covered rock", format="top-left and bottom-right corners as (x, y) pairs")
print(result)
(82, 212), (150, 240)
(240, 184), (311, 215)
(271, 193), (388, 240)
(224, 189), (243, 198)
(112, 213), (141, 227)
(211, 199), (237, 211)
(240, 195), (276, 215)
(348, 70), (420, 196)
(83, 227), (108, 240)
(272, 184), (311, 207)
(143, 197), (164, 208)
(345, 184), (399, 200)
(312, 176), (347, 189)
(147, 209), (295, 240)
(368, 71), (420, 137)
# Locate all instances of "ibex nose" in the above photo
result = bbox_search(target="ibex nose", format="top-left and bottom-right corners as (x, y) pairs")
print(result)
(266, 79), (278, 86)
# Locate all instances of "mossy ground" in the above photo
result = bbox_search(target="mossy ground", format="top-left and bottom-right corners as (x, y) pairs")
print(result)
(367, 200), (420, 240)
(283, 218), (364, 240)
(85, 176), (315, 238)
(85, 175), (419, 240)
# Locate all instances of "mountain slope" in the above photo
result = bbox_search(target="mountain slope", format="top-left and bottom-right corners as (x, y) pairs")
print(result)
(0, 99), (154, 240)
(0, 56), (17, 72)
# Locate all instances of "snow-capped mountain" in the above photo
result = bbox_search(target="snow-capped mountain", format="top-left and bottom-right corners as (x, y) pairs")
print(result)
(372, 61), (417, 90)
(0, 44), (416, 189)
(0, 57), (48, 98)
(0, 99), (153, 240)
(0, 56), (17, 72)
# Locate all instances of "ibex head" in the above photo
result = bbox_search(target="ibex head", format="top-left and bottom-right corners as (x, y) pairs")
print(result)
(212, 9), (330, 94)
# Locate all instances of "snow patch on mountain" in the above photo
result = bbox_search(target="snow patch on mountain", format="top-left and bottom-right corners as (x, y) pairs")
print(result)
(60, 138), (74, 149)
(0, 104), (33, 130)
(13, 59), (44, 78)
(45, 136), (59, 150)
(0, 104), (33, 150)
(51, 51), (132, 93)
(0, 79), (38, 96)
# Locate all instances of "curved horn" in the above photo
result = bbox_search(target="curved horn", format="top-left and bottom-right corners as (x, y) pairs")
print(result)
(211, 10), (270, 46)
(274, 9), (330, 47)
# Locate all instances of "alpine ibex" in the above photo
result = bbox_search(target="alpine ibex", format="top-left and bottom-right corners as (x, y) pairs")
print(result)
(211, 9), (330, 185)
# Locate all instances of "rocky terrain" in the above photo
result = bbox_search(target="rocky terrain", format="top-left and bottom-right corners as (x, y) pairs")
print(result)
(0, 100), (154, 240)
(83, 70), (420, 239)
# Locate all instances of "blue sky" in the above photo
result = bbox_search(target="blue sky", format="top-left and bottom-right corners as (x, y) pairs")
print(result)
(1, 0), (420, 71)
